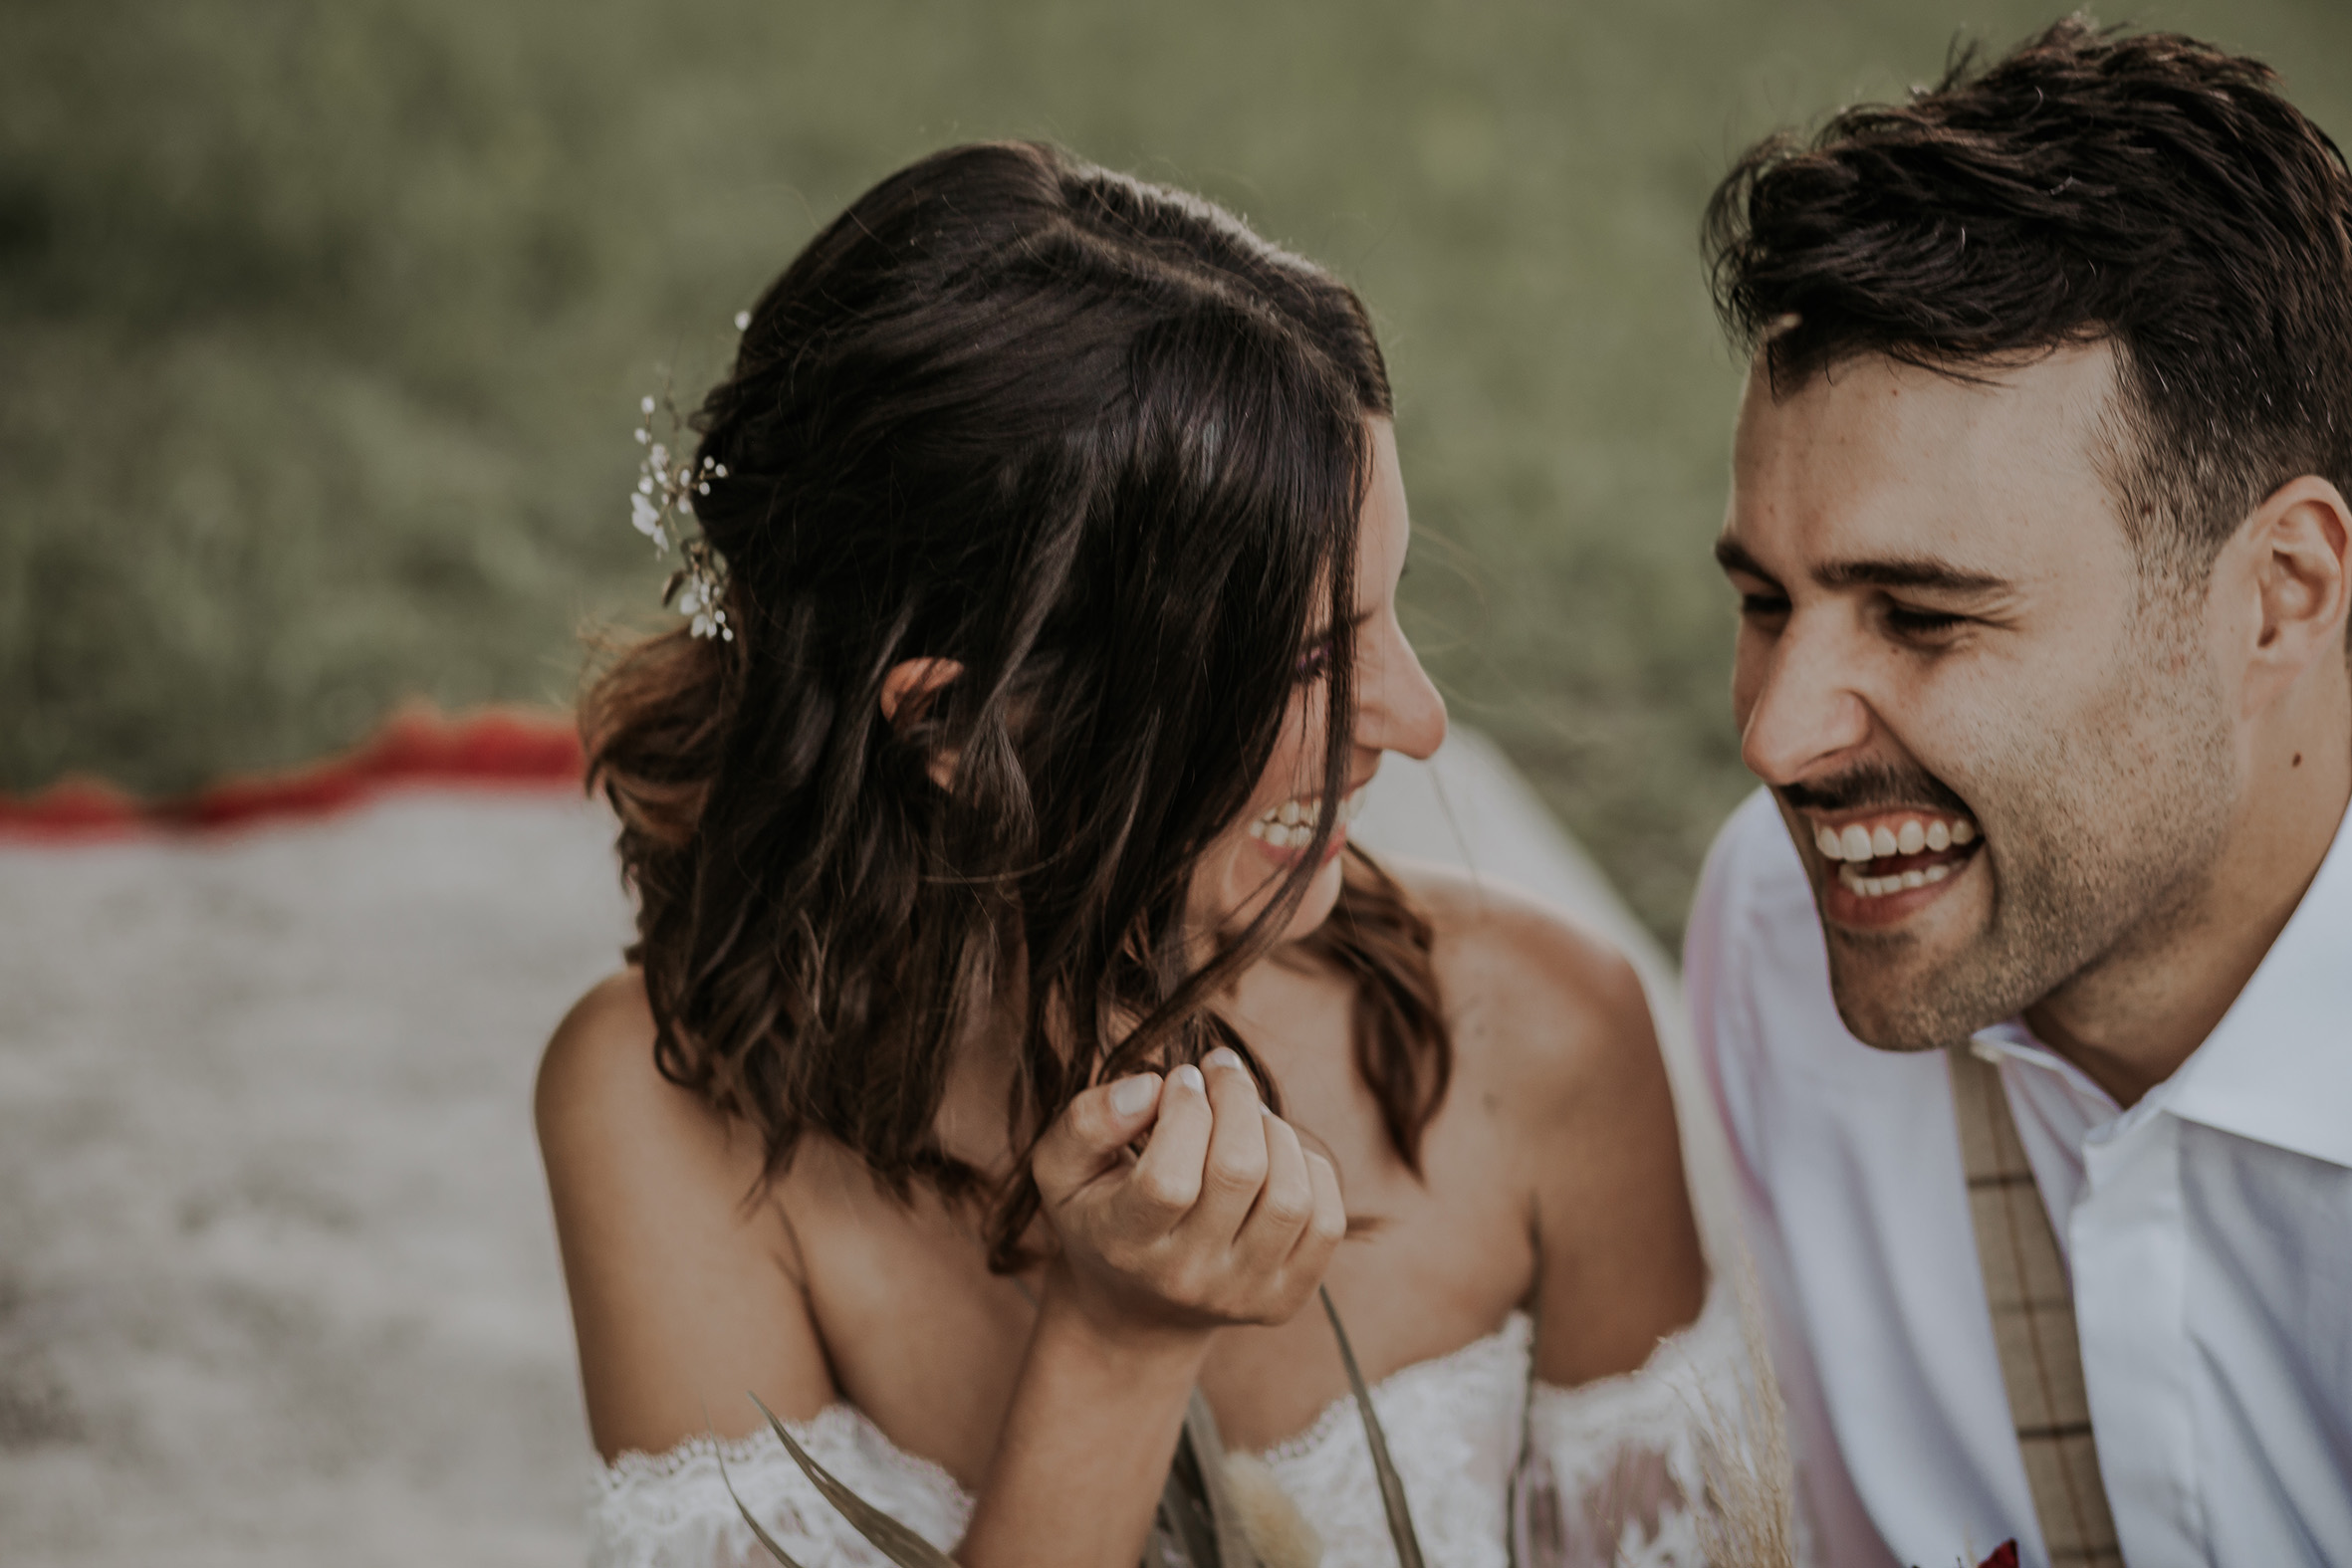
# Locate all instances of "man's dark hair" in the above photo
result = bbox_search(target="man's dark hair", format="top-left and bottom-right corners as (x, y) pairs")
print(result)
(1705, 17), (2352, 578)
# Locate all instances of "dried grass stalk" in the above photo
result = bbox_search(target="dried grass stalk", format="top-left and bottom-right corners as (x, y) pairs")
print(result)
(1222, 1453), (1322, 1568)
(719, 1292), (1424, 1568)
(727, 1393), (959, 1568)
(1693, 1262), (1798, 1568)
(1320, 1286), (1427, 1568)
(1156, 1392), (1265, 1567)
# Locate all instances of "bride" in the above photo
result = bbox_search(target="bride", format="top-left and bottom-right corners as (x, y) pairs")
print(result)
(538, 141), (1739, 1568)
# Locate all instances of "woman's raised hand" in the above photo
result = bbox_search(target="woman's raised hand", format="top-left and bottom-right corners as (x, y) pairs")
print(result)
(1032, 1046), (1346, 1343)
(959, 1053), (1344, 1566)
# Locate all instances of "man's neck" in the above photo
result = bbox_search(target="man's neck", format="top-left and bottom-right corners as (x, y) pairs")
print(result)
(2024, 730), (2350, 1109)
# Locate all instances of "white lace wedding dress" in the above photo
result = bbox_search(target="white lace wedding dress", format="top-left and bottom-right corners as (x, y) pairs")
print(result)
(587, 1285), (1753, 1568)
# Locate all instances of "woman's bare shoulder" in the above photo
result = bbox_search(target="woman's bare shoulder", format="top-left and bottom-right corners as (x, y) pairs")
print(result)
(1387, 859), (1656, 1095)
(1388, 860), (1705, 1377)
(535, 971), (765, 1198)
(540, 972), (688, 1136)
(536, 971), (834, 1459)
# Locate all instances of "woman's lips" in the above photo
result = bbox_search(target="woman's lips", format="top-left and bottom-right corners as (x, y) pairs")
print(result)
(1244, 784), (1367, 852)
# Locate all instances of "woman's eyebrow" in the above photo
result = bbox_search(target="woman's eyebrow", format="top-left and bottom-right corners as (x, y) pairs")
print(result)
(1302, 607), (1379, 644)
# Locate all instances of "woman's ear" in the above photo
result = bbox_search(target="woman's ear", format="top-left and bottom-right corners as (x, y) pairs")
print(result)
(880, 658), (966, 788)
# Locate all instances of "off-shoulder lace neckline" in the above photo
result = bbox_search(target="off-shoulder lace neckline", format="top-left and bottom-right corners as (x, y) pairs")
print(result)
(1253, 1311), (1531, 1463)
(594, 1294), (1735, 1498)
(594, 1312), (1539, 1500)
(596, 1402), (966, 1504)
(1531, 1280), (1734, 1399)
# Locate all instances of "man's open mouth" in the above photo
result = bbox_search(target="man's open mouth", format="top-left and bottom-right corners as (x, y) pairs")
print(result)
(1811, 810), (1982, 900)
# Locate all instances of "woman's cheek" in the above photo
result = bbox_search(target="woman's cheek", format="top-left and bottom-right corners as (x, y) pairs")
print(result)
(1270, 849), (1339, 942)
(1185, 829), (1259, 935)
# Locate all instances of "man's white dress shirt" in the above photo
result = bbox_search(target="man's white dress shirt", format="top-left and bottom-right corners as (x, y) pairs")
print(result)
(1686, 787), (2352, 1568)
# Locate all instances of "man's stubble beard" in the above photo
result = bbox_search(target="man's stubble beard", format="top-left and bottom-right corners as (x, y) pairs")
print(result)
(1824, 608), (2236, 1051)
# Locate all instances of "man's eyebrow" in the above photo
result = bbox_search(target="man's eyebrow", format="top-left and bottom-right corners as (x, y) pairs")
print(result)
(1713, 538), (1779, 583)
(1713, 537), (2008, 595)
(1815, 557), (2010, 594)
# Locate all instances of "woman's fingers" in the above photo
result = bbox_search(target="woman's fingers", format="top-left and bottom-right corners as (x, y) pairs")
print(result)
(1038, 1048), (1339, 1328)
(1174, 1048), (1271, 1244)
(1228, 1106), (1315, 1276)
(1033, 1071), (1163, 1208)
(1121, 1062), (1213, 1227)
(1293, 1147), (1347, 1273)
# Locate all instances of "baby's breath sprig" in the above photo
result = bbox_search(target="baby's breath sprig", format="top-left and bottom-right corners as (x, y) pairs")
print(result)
(629, 382), (733, 641)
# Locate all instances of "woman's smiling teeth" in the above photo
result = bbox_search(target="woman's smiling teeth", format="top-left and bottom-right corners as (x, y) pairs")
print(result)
(1812, 812), (1981, 900)
(1246, 786), (1367, 849)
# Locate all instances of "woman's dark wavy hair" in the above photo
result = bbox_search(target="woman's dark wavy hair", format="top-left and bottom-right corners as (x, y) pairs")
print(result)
(1704, 18), (2352, 580)
(584, 141), (1448, 1269)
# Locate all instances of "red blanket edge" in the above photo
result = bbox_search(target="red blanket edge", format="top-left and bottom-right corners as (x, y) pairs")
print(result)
(0, 704), (587, 843)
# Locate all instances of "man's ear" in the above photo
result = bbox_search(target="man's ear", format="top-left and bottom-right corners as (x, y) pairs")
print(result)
(879, 658), (966, 788)
(2235, 476), (2350, 713)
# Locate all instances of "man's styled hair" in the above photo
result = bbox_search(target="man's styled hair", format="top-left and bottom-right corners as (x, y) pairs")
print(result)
(1705, 18), (2352, 579)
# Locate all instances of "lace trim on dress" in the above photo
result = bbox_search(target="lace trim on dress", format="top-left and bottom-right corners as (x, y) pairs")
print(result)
(1254, 1311), (1531, 1466)
(1519, 1284), (1748, 1568)
(1253, 1313), (1533, 1568)
(589, 1404), (971, 1568)
(583, 1285), (1755, 1568)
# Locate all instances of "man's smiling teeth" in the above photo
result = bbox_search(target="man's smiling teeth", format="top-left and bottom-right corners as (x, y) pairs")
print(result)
(1811, 812), (1980, 899)
(1813, 814), (1976, 862)
(1246, 786), (1366, 849)
(1837, 860), (1956, 898)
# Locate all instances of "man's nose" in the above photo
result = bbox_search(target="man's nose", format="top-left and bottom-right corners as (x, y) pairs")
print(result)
(1739, 617), (1873, 785)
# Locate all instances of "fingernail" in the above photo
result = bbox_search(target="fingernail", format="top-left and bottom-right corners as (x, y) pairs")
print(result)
(1170, 1063), (1205, 1093)
(1205, 1046), (1243, 1073)
(1110, 1073), (1160, 1117)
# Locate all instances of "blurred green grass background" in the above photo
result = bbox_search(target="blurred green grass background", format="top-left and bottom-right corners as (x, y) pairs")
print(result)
(4, 1), (2345, 942)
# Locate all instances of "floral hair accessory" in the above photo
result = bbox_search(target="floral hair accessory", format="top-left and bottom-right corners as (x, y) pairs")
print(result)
(629, 382), (733, 641)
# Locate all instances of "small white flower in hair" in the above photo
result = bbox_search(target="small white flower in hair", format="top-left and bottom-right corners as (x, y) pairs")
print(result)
(632, 362), (733, 640)
(734, 311), (751, 332)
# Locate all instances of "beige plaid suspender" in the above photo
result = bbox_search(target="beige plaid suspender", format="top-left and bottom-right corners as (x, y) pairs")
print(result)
(1946, 1044), (2125, 1566)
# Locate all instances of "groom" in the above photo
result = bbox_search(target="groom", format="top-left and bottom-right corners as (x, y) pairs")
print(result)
(1685, 21), (2352, 1568)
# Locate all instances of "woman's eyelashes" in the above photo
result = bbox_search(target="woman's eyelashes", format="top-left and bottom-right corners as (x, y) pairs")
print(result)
(1294, 636), (1336, 681)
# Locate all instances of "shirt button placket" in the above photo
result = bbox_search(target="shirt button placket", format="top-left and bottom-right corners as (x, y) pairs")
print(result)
(2071, 1114), (2208, 1567)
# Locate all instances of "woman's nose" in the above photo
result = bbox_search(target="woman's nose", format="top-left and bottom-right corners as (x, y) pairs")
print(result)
(1359, 622), (1447, 761)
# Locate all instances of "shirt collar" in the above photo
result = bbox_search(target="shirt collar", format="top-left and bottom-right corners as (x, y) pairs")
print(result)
(1973, 796), (2352, 1169)
(1970, 1022), (2111, 1107)
(2163, 795), (2352, 1169)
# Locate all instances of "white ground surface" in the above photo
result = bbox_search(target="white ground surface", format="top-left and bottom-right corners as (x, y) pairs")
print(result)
(0, 733), (1732, 1565)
